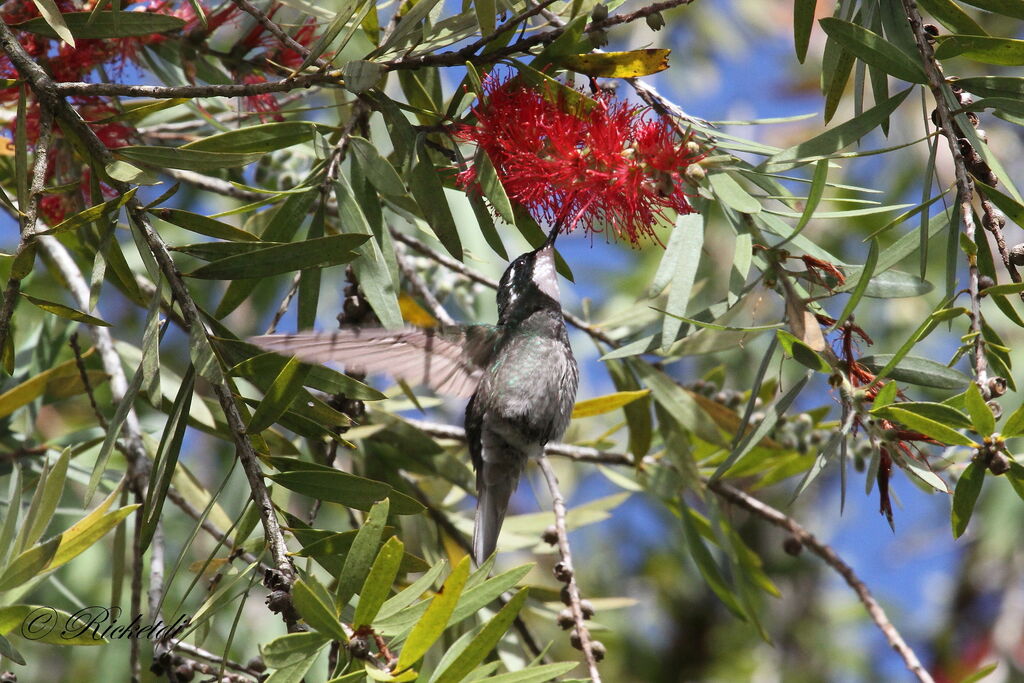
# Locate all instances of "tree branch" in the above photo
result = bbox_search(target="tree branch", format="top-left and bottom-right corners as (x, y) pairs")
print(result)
(900, 0), (986, 386)
(53, 72), (337, 99)
(537, 456), (603, 682)
(707, 479), (935, 683)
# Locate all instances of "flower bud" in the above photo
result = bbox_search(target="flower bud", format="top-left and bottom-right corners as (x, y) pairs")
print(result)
(646, 11), (665, 31)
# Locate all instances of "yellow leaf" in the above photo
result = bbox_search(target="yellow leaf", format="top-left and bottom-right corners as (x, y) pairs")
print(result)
(558, 49), (671, 78)
(572, 389), (650, 418)
(398, 292), (438, 328)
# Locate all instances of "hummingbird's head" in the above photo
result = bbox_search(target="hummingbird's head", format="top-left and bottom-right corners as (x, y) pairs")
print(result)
(496, 224), (561, 322)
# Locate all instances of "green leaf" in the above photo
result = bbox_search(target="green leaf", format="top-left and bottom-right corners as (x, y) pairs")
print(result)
(1008, 462), (1024, 501)
(917, 0), (987, 35)
(957, 76), (1024, 99)
(658, 213), (705, 347)
(23, 448), (70, 550)
(29, 0), (75, 45)
(292, 577), (348, 642)
(354, 536), (404, 627)
(935, 35), (1024, 65)
(432, 588), (529, 683)
(336, 499), (390, 609)
(396, 555), (471, 670)
(571, 390), (650, 419)
(859, 354), (971, 390)
(874, 401), (971, 430)
(833, 238), (878, 325)
(38, 187), (137, 236)
(14, 10), (184, 39)
(247, 356), (311, 433)
(1001, 401), (1024, 437)
(474, 0), (495, 36)
(819, 18), (927, 83)
(140, 366), (193, 551)
(473, 149), (517, 226)
(476, 662), (579, 683)
(349, 137), (406, 196)
(776, 330), (830, 373)
(260, 631), (329, 670)
(679, 502), (746, 619)
(409, 149), (463, 260)
(333, 173), (403, 329)
(376, 560), (447, 622)
(87, 359), (147, 502)
(343, 60), (385, 94)
(794, 0), (817, 62)
(0, 605), (108, 645)
(185, 234), (368, 279)
(873, 406), (977, 447)
(183, 122), (315, 153)
(268, 470), (424, 515)
(298, 0), (364, 70)
(763, 87), (912, 171)
(116, 145), (265, 171)
(952, 461), (985, 538)
(965, 382), (995, 436)
(959, 0), (1024, 20)
(19, 292), (110, 326)
(709, 172), (761, 214)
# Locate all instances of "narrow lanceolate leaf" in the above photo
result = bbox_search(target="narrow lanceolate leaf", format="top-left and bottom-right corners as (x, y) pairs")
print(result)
(292, 578), (348, 642)
(297, 0), (363, 70)
(115, 145), (265, 171)
(140, 366), (193, 551)
(873, 406), (977, 447)
(14, 10), (184, 39)
(0, 488), (137, 590)
(87, 359), (146, 502)
(246, 356), (311, 433)
(23, 448), (70, 550)
(935, 35), (1024, 66)
(0, 605), (106, 646)
(916, 0), (987, 35)
(268, 469), (424, 515)
(832, 238), (878, 327)
(859, 354), (971, 390)
(182, 121), (316, 153)
(396, 556), (471, 670)
(348, 137), (406, 196)
(709, 172), (760, 213)
(964, 382), (996, 437)
(819, 18), (927, 83)
(185, 234), (369, 279)
(660, 213), (705, 347)
(794, 0), (817, 62)
(19, 292), (110, 326)
(409, 149), (463, 260)
(38, 187), (137, 236)
(763, 88), (912, 171)
(557, 49), (671, 78)
(353, 536), (404, 627)
(432, 588), (529, 683)
(474, 0), (495, 36)
(1002, 401), (1024, 438)
(334, 173), (403, 329)
(873, 401), (971, 430)
(952, 461), (985, 538)
(29, 0), (75, 46)
(572, 390), (650, 418)
(336, 499), (390, 609)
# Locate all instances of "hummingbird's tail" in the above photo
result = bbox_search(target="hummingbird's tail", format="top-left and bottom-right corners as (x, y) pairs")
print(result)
(473, 459), (523, 564)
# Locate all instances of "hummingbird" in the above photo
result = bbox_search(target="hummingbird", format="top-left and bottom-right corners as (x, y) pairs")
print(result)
(250, 224), (579, 563)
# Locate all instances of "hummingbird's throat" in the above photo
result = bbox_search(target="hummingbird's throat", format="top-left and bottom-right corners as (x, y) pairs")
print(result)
(531, 251), (560, 302)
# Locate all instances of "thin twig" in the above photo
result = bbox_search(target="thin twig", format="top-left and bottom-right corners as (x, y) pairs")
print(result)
(395, 244), (456, 326)
(0, 104), (52, 355)
(53, 72), (337, 99)
(901, 0), (987, 385)
(537, 456), (602, 682)
(708, 479), (935, 683)
(227, 0), (325, 69)
(173, 641), (262, 676)
(68, 332), (109, 430)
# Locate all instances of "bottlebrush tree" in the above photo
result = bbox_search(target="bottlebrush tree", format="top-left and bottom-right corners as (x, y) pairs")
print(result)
(1, 0), (1024, 681)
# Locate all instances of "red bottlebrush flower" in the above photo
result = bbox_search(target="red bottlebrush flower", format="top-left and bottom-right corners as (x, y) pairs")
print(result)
(455, 75), (703, 245)
(239, 73), (284, 122)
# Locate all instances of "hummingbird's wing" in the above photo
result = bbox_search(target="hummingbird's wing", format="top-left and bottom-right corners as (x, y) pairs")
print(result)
(249, 325), (500, 399)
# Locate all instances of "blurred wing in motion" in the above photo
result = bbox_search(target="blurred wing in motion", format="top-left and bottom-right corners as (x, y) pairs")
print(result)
(249, 325), (501, 398)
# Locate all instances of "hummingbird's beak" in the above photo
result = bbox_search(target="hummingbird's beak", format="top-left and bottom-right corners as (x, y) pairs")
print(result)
(542, 222), (560, 249)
